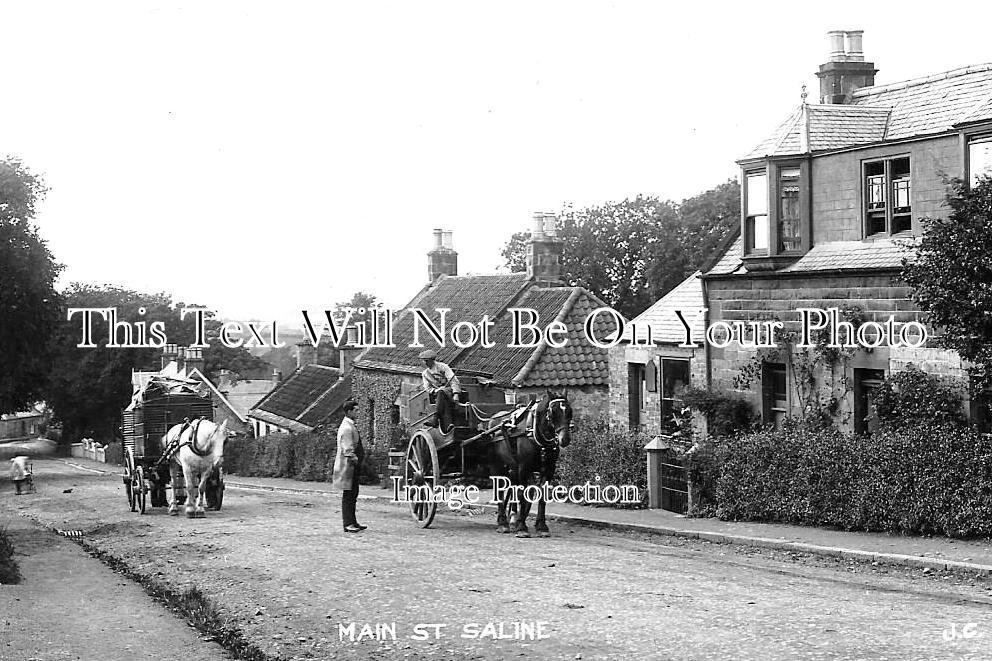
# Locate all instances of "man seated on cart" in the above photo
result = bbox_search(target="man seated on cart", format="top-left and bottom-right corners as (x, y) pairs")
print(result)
(419, 349), (463, 434)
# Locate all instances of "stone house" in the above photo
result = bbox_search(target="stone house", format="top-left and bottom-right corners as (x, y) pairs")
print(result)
(608, 271), (707, 436)
(701, 30), (992, 433)
(351, 219), (615, 450)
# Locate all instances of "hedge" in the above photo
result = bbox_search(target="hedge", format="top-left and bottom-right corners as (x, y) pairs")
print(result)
(697, 419), (992, 538)
(556, 418), (648, 508)
(224, 433), (384, 484)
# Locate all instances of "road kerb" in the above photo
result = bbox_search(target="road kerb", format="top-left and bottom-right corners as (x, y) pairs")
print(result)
(52, 462), (992, 577)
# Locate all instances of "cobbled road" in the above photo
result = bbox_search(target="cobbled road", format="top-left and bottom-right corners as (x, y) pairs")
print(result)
(4, 459), (992, 660)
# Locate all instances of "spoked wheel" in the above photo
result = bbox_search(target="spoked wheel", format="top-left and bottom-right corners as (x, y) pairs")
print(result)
(135, 465), (148, 514)
(405, 430), (440, 528)
(123, 449), (137, 512)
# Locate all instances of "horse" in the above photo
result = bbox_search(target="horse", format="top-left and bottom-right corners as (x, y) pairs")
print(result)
(486, 390), (573, 538)
(161, 419), (228, 518)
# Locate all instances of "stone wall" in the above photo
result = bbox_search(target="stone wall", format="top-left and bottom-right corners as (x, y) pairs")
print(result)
(608, 343), (705, 434)
(705, 271), (968, 431)
(351, 368), (404, 451)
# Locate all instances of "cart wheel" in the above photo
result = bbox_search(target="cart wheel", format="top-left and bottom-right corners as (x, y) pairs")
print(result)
(136, 465), (147, 514)
(405, 430), (440, 528)
(123, 450), (137, 512)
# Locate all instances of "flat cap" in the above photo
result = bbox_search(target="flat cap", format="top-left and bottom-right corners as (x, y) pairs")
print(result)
(418, 349), (437, 360)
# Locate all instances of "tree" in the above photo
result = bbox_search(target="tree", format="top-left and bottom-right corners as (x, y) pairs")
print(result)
(903, 177), (992, 387)
(500, 179), (740, 319)
(45, 284), (269, 440)
(0, 158), (62, 413)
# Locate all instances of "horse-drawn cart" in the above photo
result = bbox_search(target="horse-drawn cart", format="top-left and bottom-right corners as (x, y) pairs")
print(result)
(121, 376), (224, 513)
(399, 376), (574, 534)
(401, 377), (515, 527)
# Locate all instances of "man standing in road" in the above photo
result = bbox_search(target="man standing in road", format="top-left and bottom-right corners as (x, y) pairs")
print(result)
(419, 349), (463, 433)
(333, 401), (366, 533)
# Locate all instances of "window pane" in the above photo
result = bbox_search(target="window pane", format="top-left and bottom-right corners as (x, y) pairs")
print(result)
(747, 214), (768, 251)
(779, 169), (801, 252)
(970, 138), (992, 187)
(746, 172), (767, 215)
(662, 360), (690, 400)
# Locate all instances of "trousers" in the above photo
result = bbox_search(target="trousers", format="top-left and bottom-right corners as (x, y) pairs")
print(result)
(434, 389), (457, 432)
(342, 480), (359, 528)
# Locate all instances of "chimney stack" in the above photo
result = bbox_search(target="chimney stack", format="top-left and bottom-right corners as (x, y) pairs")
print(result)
(161, 343), (179, 370)
(183, 346), (204, 375)
(296, 340), (318, 369)
(526, 212), (563, 287)
(427, 228), (458, 282)
(272, 368), (283, 383)
(817, 29), (877, 104)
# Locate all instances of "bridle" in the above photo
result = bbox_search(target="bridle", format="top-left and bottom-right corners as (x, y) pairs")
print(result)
(532, 398), (571, 449)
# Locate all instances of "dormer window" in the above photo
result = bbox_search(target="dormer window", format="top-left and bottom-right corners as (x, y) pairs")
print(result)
(864, 156), (912, 236)
(745, 170), (769, 254)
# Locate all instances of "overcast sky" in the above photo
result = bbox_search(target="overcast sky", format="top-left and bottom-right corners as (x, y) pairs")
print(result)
(4, 2), (992, 322)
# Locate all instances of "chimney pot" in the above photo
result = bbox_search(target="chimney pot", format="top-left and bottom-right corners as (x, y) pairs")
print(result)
(828, 30), (846, 61)
(531, 212), (546, 239)
(432, 228), (443, 249)
(273, 369), (282, 383)
(441, 230), (453, 250)
(845, 30), (864, 62)
(542, 213), (558, 238)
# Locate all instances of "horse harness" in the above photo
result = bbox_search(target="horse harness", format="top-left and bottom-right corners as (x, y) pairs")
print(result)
(156, 417), (211, 466)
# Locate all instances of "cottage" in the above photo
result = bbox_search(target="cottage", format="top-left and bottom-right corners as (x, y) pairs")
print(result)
(607, 271), (707, 435)
(703, 30), (992, 433)
(351, 218), (615, 449)
(247, 343), (353, 436)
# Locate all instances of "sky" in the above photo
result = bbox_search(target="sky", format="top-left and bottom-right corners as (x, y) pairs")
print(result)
(4, 1), (992, 323)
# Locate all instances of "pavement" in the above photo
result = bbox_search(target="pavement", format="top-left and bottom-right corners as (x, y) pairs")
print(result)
(0, 515), (229, 660)
(57, 456), (992, 576)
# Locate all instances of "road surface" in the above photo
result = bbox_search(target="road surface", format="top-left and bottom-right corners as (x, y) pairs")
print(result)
(2, 459), (991, 660)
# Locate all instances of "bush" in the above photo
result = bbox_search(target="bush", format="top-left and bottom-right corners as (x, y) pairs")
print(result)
(683, 388), (756, 437)
(712, 417), (992, 538)
(556, 417), (647, 508)
(0, 526), (21, 585)
(872, 368), (966, 427)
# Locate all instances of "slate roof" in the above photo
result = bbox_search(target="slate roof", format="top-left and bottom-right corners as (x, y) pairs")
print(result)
(779, 239), (917, 273)
(742, 64), (992, 160)
(614, 272), (705, 345)
(222, 380), (276, 421)
(249, 365), (345, 432)
(354, 274), (614, 388)
(703, 237), (916, 278)
(703, 235), (746, 276)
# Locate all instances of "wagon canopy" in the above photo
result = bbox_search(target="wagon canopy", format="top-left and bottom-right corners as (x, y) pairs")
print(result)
(125, 375), (208, 412)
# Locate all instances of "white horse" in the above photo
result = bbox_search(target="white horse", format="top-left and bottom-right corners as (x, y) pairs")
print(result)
(162, 419), (228, 518)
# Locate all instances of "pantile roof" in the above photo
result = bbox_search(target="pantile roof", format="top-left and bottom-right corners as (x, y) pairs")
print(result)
(356, 273), (530, 373)
(742, 64), (992, 160)
(354, 274), (614, 388)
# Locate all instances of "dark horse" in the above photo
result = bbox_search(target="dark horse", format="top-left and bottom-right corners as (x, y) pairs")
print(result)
(486, 391), (573, 538)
